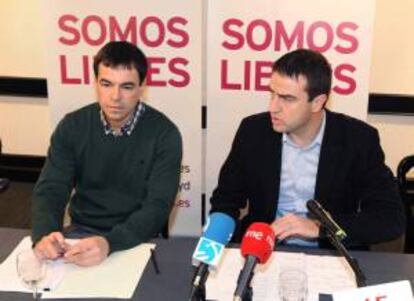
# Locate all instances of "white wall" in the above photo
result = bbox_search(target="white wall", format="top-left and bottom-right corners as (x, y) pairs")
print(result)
(0, 1), (49, 156)
(368, 0), (414, 172)
(0, 96), (50, 155)
(0, 1), (46, 77)
(368, 114), (414, 173)
(0, 0), (413, 172)
(370, 0), (414, 94)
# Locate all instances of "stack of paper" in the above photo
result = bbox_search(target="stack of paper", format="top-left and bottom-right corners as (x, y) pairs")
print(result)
(0, 236), (154, 299)
(206, 248), (357, 301)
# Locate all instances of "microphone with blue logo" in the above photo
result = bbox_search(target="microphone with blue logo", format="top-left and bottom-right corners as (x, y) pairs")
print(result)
(189, 212), (236, 301)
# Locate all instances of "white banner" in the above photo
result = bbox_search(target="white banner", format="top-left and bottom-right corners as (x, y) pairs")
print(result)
(206, 0), (376, 208)
(43, 0), (202, 236)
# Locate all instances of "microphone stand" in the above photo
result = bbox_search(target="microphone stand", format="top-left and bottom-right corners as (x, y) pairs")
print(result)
(325, 230), (367, 287)
(189, 285), (206, 301)
(233, 281), (253, 301)
(233, 286), (253, 301)
(233, 282), (253, 301)
(233, 256), (255, 301)
(189, 265), (208, 301)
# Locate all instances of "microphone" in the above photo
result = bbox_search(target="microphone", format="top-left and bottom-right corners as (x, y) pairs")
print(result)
(306, 199), (347, 240)
(189, 212), (235, 300)
(306, 200), (366, 287)
(233, 223), (275, 301)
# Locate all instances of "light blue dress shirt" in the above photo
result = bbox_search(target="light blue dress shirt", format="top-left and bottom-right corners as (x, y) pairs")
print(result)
(276, 111), (326, 247)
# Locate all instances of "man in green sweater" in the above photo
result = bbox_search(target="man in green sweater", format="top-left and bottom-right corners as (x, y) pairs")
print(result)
(32, 41), (182, 266)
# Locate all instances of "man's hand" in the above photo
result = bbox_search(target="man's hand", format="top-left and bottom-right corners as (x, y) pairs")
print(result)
(34, 232), (68, 260)
(64, 236), (109, 267)
(271, 213), (320, 241)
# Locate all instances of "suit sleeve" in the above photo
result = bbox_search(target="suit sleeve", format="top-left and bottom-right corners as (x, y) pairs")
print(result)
(210, 119), (249, 221)
(332, 128), (405, 246)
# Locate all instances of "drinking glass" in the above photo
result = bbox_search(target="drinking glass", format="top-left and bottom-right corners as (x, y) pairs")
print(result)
(278, 268), (308, 301)
(16, 249), (46, 300)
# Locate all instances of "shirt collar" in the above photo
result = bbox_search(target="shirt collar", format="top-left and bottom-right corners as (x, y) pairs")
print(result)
(283, 110), (326, 150)
(100, 102), (145, 137)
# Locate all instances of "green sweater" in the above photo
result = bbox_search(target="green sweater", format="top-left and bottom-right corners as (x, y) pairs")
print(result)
(32, 103), (182, 252)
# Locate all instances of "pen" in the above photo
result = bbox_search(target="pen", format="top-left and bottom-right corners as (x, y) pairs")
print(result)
(150, 248), (160, 275)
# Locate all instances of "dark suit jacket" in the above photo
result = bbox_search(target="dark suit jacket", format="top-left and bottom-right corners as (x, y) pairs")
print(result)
(210, 110), (405, 248)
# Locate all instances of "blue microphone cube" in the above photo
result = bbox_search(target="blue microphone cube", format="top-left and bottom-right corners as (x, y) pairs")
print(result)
(192, 212), (235, 267)
(193, 237), (224, 266)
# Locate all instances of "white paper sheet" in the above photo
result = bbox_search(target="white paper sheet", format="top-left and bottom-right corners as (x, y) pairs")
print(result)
(206, 248), (357, 301)
(333, 280), (414, 301)
(0, 236), (155, 299)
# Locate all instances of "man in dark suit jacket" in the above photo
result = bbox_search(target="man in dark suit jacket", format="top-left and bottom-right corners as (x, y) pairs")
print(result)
(210, 49), (405, 249)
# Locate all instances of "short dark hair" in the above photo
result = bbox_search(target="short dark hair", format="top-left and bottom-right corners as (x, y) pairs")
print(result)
(272, 49), (332, 101)
(93, 41), (148, 86)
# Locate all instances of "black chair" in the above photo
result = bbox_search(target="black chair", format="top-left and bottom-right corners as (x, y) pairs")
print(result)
(397, 155), (414, 253)
(0, 178), (9, 192)
(0, 138), (10, 193)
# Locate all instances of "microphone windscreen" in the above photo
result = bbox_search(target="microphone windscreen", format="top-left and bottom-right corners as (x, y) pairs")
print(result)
(240, 223), (275, 264)
(203, 212), (235, 244)
(192, 213), (235, 267)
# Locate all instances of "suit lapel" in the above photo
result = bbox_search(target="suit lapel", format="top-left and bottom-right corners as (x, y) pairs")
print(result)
(315, 111), (341, 206)
(262, 122), (282, 220)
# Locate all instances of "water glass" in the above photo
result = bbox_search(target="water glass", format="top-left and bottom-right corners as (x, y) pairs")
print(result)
(278, 268), (308, 301)
(16, 249), (46, 300)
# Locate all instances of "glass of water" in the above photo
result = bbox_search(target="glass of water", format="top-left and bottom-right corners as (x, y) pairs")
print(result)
(278, 268), (308, 301)
(16, 249), (46, 300)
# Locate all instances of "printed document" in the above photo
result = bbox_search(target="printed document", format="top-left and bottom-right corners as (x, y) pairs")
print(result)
(206, 248), (357, 301)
